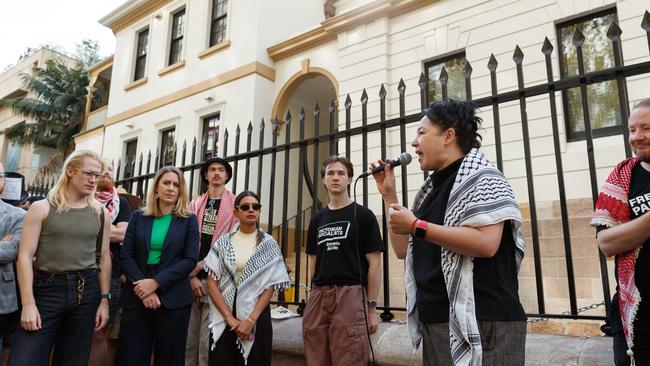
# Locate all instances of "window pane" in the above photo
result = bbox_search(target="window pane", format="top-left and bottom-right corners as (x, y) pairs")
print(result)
(209, 1), (228, 47)
(559, 11), (621, 135)
(202, 114), (220, 160)
(213, 0), (227, 17)
(172, 10), (185, 39)
(161, 129), (176, 166)
(426, 55), (467, 102)
(169, 40), (183, 65)
(137, 29), (149, 56)
(5, 142), (21, 172)
(565, 81), (622, 132)
(134, 29), (149, 80)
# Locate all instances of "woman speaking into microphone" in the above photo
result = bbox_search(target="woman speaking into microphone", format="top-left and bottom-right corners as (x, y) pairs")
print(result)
(372, 100), (527, 366)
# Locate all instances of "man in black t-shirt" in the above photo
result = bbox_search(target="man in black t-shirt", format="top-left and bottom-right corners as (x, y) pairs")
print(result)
(592, 99), (650, 366)
(302, 156), (383, 366)
(89, 159), (131, 366)
(185, 156), (238, 366)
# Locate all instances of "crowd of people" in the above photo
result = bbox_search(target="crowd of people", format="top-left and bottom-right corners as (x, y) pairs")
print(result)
(0, 99), (647, 366)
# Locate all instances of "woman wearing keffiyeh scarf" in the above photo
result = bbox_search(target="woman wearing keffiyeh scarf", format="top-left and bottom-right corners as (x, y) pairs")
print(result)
(204, 191), (289, 366)
(372, 100), (527, 366)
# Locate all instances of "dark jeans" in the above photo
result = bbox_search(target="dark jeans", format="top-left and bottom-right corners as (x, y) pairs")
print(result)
(9, 269), (100, 366)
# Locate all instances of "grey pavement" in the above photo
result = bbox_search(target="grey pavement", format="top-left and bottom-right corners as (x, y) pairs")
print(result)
(272, 318), (614, 365)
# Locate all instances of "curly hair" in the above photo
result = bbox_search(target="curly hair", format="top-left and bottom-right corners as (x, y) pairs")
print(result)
(423, 100), (483, 154)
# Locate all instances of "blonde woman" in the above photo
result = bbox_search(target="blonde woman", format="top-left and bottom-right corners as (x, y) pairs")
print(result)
(116, 166), (198, 366)
(10, 150), (112, 366)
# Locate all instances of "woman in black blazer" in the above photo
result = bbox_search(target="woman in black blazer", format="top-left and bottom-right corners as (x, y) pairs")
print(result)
(116, 166), (199, 366)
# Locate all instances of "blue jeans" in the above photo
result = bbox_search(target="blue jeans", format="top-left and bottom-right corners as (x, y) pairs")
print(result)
(9, 269), (100, 366)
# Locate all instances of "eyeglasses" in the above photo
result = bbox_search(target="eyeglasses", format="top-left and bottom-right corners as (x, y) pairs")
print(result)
(74, 168), (105, 180)
(0, 173), (5, 179)
(237, 203), (262, 211)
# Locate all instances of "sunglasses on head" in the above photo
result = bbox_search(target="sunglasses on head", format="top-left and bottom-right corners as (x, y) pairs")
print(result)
(237, 203), (262, 211)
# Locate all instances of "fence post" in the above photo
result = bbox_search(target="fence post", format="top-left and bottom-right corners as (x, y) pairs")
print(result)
(542, 37), (578, 315)
(514, 44), (545, 314)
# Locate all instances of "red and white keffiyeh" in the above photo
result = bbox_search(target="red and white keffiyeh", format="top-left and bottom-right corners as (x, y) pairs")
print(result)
(95, 188), (120, 222)
(188, 190), (238, 247)
(591, 157), (641, 357)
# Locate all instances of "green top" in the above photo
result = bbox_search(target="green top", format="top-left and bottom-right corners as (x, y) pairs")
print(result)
(148, 214), (172, 264)
(36, 203), (101, 272)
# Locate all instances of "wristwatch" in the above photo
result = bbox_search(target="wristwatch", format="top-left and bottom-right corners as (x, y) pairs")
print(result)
(368, 300), (377, 308)
(100, 293), (112, 301)
(414, 219), (428, 240)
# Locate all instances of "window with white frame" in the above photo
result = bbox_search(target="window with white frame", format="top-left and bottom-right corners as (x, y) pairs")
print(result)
(168, 8), (186, 65)
(556, 8), (623, 141)
(134, 27), (149, 80)
(209, 0), (228, 47)
(424, 52), (468, 102)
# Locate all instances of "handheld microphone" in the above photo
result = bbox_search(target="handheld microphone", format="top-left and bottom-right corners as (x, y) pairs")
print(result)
(359, 152), (412, 178)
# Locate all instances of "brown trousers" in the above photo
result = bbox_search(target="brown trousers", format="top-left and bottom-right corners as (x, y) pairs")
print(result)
(302, 285), (370, 366)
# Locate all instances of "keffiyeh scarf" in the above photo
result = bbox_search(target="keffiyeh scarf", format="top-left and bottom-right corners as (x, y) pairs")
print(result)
(405, 148), (525, 366)
(95, 188), (120, 222)
(590, 157), (640, 360)
(204, 229), (290, 364)
(189, 190), (238, 246)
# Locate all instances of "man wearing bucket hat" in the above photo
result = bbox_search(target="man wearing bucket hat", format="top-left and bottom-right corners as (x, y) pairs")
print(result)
(185, 156), (239, 366)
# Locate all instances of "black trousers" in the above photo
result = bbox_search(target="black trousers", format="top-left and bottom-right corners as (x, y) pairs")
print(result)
(116, 301), (191, 366)
(209, 305), (272, 366)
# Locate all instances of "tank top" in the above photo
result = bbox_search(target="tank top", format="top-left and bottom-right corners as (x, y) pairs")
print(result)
(35, 203), (101, 272)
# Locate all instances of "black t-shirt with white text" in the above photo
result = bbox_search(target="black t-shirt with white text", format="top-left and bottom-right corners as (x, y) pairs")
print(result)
(306, 202), (383, 286)
(197, 198), (221, 279)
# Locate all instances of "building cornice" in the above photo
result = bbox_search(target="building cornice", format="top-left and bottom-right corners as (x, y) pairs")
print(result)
(88, 56), (114, 75)
(100, 0), (173, 34)
(104, 61), (275, 126)
(267, 0), (436, 62)
(74, 125), (105, 144)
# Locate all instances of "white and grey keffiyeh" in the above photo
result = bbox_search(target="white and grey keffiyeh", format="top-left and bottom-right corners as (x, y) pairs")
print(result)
(204, 228), (290, 364)
(405, 148), (525, 366)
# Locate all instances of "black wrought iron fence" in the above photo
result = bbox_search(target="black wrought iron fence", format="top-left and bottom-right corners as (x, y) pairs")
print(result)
(114, 12), (650, 322)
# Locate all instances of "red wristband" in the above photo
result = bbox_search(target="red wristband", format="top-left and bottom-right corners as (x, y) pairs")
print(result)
(410, 218), (420, 234)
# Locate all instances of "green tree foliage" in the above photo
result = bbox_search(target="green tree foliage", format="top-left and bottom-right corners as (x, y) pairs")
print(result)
(0, 41), (104, 177)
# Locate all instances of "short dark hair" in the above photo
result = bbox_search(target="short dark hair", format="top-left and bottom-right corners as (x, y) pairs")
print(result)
(423, 100), (482, 154)
(320, 156), (354, 179)
(235, 190), (260, 206)
(633, 98), (650, 111)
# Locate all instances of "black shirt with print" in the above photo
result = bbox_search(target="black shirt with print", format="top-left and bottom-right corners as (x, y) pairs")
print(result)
(306, 202), (384, 286)
(197, 198), (221, 279)
(413, 158), (526, 322)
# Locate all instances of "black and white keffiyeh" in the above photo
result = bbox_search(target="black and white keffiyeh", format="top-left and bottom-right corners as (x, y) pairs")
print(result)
(405, 148), (525, 366)
(204, 228), (290, 364)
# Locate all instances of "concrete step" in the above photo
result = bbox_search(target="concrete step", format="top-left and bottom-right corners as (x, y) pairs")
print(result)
(271, 317), (614, 366)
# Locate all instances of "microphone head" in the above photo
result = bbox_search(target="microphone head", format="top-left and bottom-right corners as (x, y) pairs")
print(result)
(397, 152), (412, 165)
